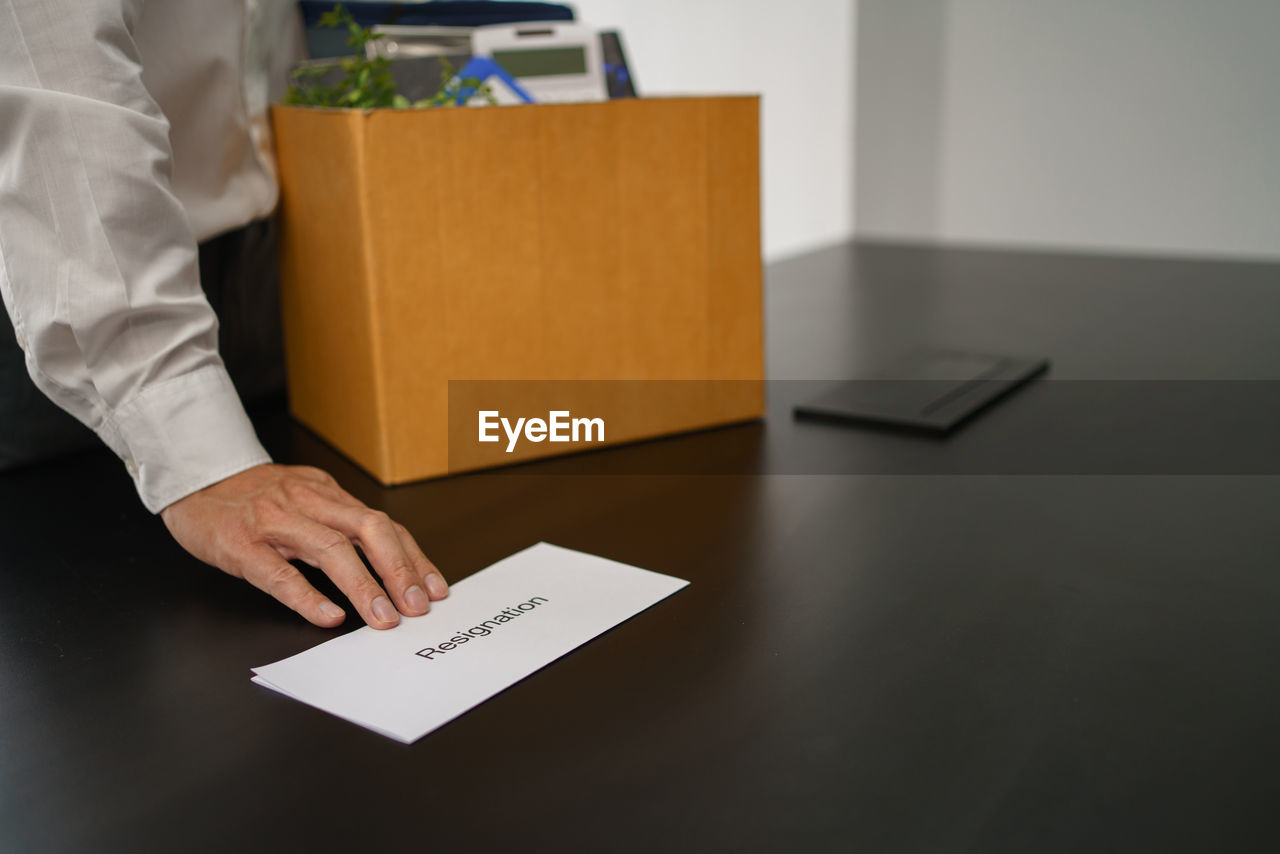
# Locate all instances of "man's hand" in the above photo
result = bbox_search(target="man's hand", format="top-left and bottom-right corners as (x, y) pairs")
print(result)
(160, 464), (448, 629)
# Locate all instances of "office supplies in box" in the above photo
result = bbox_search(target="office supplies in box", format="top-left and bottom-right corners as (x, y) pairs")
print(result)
(300, 1), (576, 58)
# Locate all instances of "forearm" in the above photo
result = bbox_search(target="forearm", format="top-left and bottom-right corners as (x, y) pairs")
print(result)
(0, 0), (269, 510)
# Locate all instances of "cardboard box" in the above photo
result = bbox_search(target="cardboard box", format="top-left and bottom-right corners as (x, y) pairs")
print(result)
(271, 96), (763, 483)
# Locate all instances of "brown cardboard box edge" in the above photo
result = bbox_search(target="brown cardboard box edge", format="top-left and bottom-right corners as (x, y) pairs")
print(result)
(272, 97), (764, 485)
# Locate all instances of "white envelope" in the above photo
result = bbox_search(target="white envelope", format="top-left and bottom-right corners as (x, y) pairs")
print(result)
(252, 542), (689, 743)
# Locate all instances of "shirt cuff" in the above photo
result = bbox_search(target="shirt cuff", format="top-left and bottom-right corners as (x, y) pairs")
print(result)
(109, 364), (272, 513)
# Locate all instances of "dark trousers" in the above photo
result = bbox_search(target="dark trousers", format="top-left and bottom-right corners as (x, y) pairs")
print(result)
(0, 218), (286, 471)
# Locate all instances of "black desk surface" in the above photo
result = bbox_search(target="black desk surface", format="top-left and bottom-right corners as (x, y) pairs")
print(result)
(3, 243), (1279, 852)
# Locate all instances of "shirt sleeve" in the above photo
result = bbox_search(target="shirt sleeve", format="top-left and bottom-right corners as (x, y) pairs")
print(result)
(0, 0), (271, 513)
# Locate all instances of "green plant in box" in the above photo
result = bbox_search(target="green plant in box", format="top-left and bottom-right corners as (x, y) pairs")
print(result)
(284, 4), (495, 109)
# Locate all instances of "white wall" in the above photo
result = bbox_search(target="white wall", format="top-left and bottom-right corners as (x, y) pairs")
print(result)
(856, 0), (1280, 260)
(572, 0), (858, 261)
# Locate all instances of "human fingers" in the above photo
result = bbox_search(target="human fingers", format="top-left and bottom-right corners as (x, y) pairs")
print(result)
(299, 501), (434, 617)
(281, 477), (446, 607)
(395, 522), (449, 601)
(269, 515), (401, 629)
(283, 477), (446, 602)
(236, 543), (347, 628)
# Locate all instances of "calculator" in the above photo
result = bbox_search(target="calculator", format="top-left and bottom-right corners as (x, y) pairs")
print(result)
(471, 22), (608, 104)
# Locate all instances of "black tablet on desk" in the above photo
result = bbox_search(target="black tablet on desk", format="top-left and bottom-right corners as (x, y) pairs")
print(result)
(794, 349), (1050, 434)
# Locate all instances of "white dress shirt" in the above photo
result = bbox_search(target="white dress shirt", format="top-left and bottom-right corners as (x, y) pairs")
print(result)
(0, 0), (304, 512)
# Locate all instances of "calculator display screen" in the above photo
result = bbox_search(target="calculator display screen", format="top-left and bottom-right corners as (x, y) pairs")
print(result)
(491, 46), (588, 78)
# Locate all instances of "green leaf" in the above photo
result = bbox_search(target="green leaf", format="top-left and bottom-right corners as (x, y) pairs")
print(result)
(287, 4), (502, 111)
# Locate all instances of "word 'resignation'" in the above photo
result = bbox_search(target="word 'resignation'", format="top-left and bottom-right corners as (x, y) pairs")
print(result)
(478, 410), (605, 452)
(416, 596), (550, 659)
